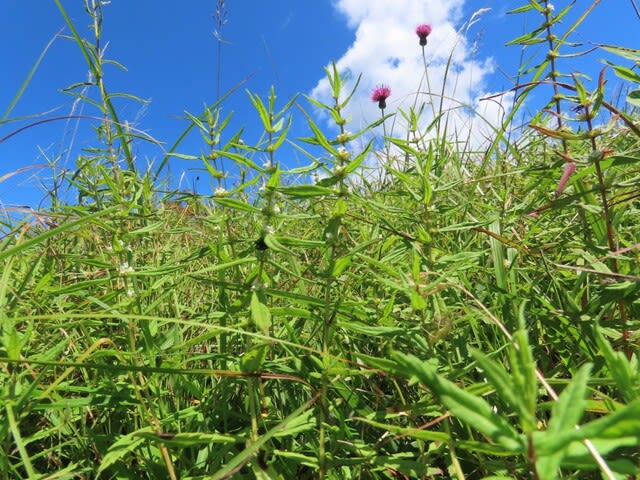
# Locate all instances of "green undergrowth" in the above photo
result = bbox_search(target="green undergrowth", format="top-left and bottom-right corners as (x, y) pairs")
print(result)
(1, 1), (639, 478)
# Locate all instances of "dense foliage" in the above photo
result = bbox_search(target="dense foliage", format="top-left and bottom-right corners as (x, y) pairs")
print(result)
(1, 1), (639, 478)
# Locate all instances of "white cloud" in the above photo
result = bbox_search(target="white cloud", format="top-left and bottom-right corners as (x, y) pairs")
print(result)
(310, 0), (514, 153)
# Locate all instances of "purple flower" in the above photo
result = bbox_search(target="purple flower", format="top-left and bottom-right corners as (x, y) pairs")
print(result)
(416, 24), (432, 46)
(371, 85), (391, 110)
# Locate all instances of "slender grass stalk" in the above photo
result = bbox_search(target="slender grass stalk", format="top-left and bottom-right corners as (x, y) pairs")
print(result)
(579, 89), (629, 353)
(5, 401), (37, 478)
(542, 0), (569, 156)
(53, 0), (135, 171)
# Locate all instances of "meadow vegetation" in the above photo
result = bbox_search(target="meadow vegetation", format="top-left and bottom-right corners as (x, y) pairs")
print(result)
(1, 0), (639, 478)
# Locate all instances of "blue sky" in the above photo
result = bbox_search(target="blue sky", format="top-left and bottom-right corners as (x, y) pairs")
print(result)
(1, 0), (638, 209)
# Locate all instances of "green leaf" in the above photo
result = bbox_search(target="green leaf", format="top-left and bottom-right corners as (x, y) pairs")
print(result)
(213, 197), (262, 213)
(598, 44), (640, 62)
(489, 220), (508, 292)
(240, 342), (270, 372)
(340, 322), (407, 338)
(392, 352), (524, 452)
(263, 234), (293, 254)
(627, 89), (640, 107)
(470, 349), (519, 415)
(594, 326), (639, 402)
(2, 26), (57, 121)
(510, 330), (537, 432)
(247, 90), (271, 131)
(505, 28), (545, 46)
(370, 454), (427, 477)
(354, 352), (407, 373)
(250, 292), (271, 335)
(535, 399), (640, 456)
(356, 417), (518, 456)
(279, 185), (335, 198)
(98, 427), (153, 473)
(343, 139), (374, 174)
(210, 394), (321, 479)
(271, 116), (292, 149)
(608, 64), (640, 84)
(133, 431), (241, 447)
(0, 206), (120, 263)
(507, 3), (536, 14)
(299, 110), (338, 155)
(216, 150), (262, 171)
(356, 417), (449, 443)
(579, 399), (640, 439)
(184, 110), (208, 134)
(274, 236), (325, 249)
(535, 363), (592, 478)
(332, 255), (353, 276)
(548, 363), (591, 435)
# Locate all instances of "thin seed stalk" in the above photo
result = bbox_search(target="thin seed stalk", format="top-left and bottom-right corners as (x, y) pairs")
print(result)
(543, 0), (568, 155)
(318, 95), (349, 478)
(583, 104), (628, 353)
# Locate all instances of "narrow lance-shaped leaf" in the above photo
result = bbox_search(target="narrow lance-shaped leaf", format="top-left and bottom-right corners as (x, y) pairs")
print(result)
(470, 348), (519, 414)
(98, 427), (154, 473)
(535, 399), (640, 456)
(247, 90), (271, 131)
(547, 363), (592, 436)
(210, 393), (321, 480)
(298, 107), (338, 155)
(344, 139), (374, 174)
(270, 115), (292, 150)
(213, 198), (262, 213)
(510, 330), (538, 432)
(594, 326), (638, 402)
(279, 185), (335, 198)
(393, 352), (524, 453)
(250, 292), (271, 335)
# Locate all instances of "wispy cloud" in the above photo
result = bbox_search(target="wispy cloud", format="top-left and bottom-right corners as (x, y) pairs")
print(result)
(281, 12), (294, 30)
(310, 0), (513, 149)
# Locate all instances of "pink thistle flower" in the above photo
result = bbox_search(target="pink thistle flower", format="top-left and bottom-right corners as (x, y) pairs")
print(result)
(555, 161), (577, 197)
(371, 85), (391, 110)
(416, 24), (432, 46)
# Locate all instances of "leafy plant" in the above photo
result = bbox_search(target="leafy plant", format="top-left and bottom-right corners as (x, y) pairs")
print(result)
(0, 1), (638, 478)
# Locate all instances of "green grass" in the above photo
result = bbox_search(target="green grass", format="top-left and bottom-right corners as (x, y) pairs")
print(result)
(1, 1), (639, 478)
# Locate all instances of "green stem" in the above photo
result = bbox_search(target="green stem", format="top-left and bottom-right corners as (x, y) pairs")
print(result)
(6, 401), (38, 478)
(583, 105), (628, 353)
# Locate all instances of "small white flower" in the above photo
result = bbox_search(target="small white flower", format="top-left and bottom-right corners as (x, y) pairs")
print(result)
(262, 160), (272, 169)
(214, 187), (227, 196)
(126, 287), (135, 297)
(336, 131), (352, 143)
(265, 225), (275, 234)
(251, 279), (269, 291)
(272, 205), (281, 214)
(118, 262), (135, 275)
